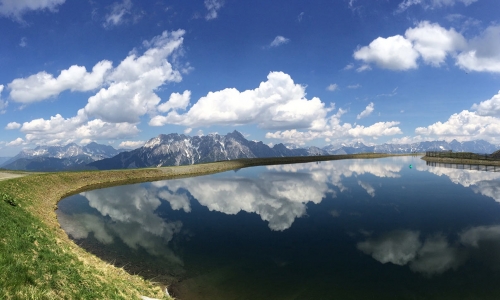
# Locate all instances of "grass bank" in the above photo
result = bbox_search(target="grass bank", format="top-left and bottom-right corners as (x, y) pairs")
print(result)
(0, 153), (401, 299)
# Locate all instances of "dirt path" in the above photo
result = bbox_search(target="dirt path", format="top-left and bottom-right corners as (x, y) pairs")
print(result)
(0, 172), (27, 181)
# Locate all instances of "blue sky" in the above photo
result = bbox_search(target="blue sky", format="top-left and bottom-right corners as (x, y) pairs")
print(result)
(0, 0), (499, 156)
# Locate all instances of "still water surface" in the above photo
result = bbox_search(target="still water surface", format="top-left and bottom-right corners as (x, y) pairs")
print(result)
(57, 156), (500, 299)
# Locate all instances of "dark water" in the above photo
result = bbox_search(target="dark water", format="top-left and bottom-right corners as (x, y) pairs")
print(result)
(57, 156), (500, 299)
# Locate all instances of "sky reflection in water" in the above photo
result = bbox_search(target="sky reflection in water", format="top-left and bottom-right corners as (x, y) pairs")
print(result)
(57, 156), (500, 299)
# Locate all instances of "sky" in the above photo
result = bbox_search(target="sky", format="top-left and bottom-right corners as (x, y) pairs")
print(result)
(0, 0), (499, 156)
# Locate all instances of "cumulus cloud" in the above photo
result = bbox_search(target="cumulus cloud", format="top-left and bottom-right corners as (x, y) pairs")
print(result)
(415, 109), (500, 144)
(18, 109), (140, 145)
(5, 122), (20, 130)
(8, 30), (185, 146)
(396, 0), (478, 13)
(358, 230), (422, 265)
(326, 84), (339, 91)
(85, 30), (184, 123)
(147, 71), (396, 145)
(460, 225), (500, 248)
(153, 171), (331, 231)
(103, 0), (132, 28)
(456, 25), (500, 72)
(408, 234), (464, 275)
(157, 90), (191, 113)
(0, 0), (66, 22)
(270, 36), (290, 47)
(471, 90), (500, 117)
(150, 71), (331, 131)
(8, 61), (112, 103)
(357, 102), (374, 119)
(204, 0), (224, 20)
(6, 137), (24, 146)
(358, 230), (464, 275)
(266, 121), (402, 145)
(59, 185), (184, 263)
(405, 21), (466, 66)
(118, 140), (145, 149)
(354, 35), (419, 71)
(0, 85), (6, 113)
(355, 21), (500, 73)
(266, 118), (403, 145)
(58, 213), (114, 244)
(358, 180), (375, 197)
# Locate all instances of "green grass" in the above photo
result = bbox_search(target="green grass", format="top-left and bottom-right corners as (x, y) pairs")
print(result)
(0, 171), (173, 300)
(0, 153), (408, 299)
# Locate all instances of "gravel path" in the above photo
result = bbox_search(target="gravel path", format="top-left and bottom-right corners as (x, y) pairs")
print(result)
(0, 172), (27, 181)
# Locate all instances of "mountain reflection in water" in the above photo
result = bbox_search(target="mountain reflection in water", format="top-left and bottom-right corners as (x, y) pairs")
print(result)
(57, 156), (500, 299)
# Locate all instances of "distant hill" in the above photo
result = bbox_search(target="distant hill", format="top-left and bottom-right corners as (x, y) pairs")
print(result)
(3, 131), (499, 172)
(89, 130), (314, 170)
(0, 157), (11, 166)
(323, 139), (499, 155)
(2, 156), (96, 172)
(0, 142), (120, 171)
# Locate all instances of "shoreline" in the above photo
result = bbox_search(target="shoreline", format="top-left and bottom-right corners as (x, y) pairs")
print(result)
(0, 153), (416, 299)
(421, 156), (500, 166)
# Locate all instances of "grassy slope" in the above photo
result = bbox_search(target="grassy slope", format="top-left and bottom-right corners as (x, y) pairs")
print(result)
(0, 154), (399, 299)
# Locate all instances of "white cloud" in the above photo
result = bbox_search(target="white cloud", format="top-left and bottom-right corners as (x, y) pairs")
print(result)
(356, 64), (372, 72)
(456, 25), (500, 72)
(388, 135), (426, 144)
(12, 30), (185, 146)
(357, 102), (374, 119)
(358, 230), (464, 275)
(157, 90), (191, 113)
(0, 0), (66, 22)
(396, 0), (478, 13)
(355, 21), (500, 73)
(0, 84), (6, 114)
(405, 21), (466, 66)
(150, 71), (331, 131)
(358, 180), (375, 197)
(460, 225), (500, 248)
(270, 36), (290, 48)
(118, 140), (145, 149)
(326, 84), (339, 91)
(153, 170), (330, 231)
(347, 84), (361, 89)
(6, 137), (24, 147)
(18, 109), (140, 145)
(5, 122), (21, 130)
(349, 121), (402, 137)
(297, 12), (304, 22)
(84, 30), (184, 123)
(415, 109), (500, 144)
(343, 63), (354, 70)
(19, 37), (27, 47)
(266, 120), (402, 145)
(204, 0), (224, 20)
(354, 35), (419, 71)
(358, 230), (422, 265)
(408, 234), (463, 275)
(8, 61), (113, 103)
(471, 90), (500, 117)
(103, 0), (132, 28)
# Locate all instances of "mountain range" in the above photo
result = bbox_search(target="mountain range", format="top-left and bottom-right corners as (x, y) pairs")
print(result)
(0, 142), (121, 171)
(2, 130), (499, 171)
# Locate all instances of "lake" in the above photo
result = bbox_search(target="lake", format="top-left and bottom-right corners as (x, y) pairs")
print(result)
(57, 156), (500, 299)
